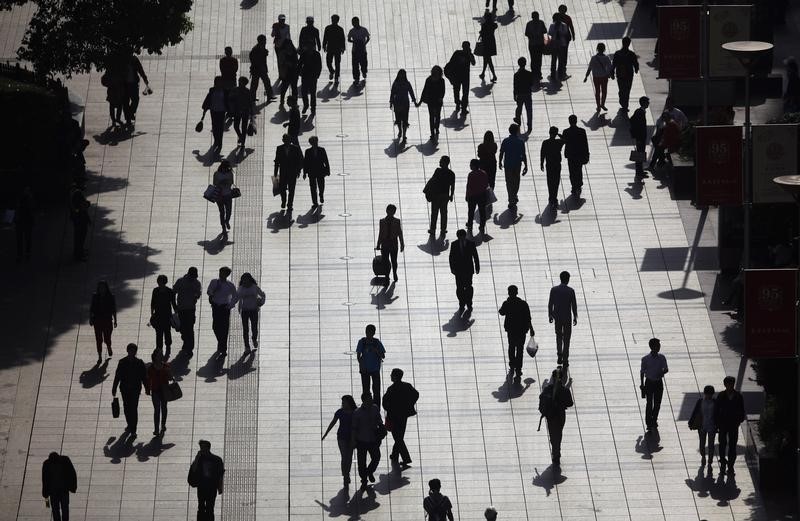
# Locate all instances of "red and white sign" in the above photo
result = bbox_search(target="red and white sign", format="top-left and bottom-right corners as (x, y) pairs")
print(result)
(696, 126), (743, 206)
(658, 6), (702, 79)
(745, 269), (797, 358)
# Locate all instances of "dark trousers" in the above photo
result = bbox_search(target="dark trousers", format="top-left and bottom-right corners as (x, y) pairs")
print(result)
(123, 82), (140, 122)
(15, 223), (32, 259)
(250, 68), (274, 100)
(279, 78), (298, 103)
(210, 110), (225, 149)
(567, 159), (583, 194)
(550, 47), (568, 79)
(121, 390), (140, 434)
(151, 391), (167, 432)
(309, 176), (325, 205)
(507, 331), (526, 372)
(466, 195), (487, 230)
(326, 52), (342, 79)
(154, 322), (172, 357)
(546, 163), (561, 206)
(617, 75), (633, 109)
(301, 78), (317, 110)
(233, 113), (250, 146)
(554, 321), (572, 363)
(241, 309), (259, 349)
(389, 415), (410, 462)
(280, 177), (297, 209)
(352, 49), (368, 80)
(484, 162), (497, 190)
(211, 304), (230, 353)
(546, 411), (566, 464)
(49, 492), (69, 521)
(429, 195), (448, 233)
(197, 486), (218, 521)
(452, 79), (470, 109)
(93, 320), (113, 354)
(381, 247), (399, 279)
(505, 165), (521, 206)
(337, 438), (353, 477)
(644, 378), (664, 428)
(455, 273), (474, 307)
(634, 138), (646, 176)
(72, 221), (88, 260)
(718, 428), (739, 467)
(529, 45), (544, 79)
(514, 96), (532, 129)
(360, 371), (381, 408)
(356, 441), (381, 481)
(427, 104), (442, 135)
(699, 430), (716, 461)
(178, 309), (196, 352)
(216, 197), (232, 232)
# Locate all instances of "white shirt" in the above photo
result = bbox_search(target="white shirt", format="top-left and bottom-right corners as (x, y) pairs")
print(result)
(233, 284), (265, 312)
(207, 279), (236, 306)
(640, 352), (668, 381)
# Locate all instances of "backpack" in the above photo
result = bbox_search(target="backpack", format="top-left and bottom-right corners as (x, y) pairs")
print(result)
(538, 387), (556, 418)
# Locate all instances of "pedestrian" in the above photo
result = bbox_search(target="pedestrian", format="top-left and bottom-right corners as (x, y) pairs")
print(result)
(351, 392), (383, 489)
(112, 343), (147, 439)
(465, 158), (489, 236)
(584, 43), (613, 112)
(548, 271), (578, 366)
(611, 37), (639, 111)
(649, 97), (686, 170)
(271, 14), (291, 74)
(477, 11), (498, 82)
(207, 267), (236, 357)
(348, 17), (370, 82)
(382, 368), (419, 466)
(229, 77), (253, 148)
(540, 126), (565, 212)
(561, 115), (589, 197)
(356, 324), (386, 408)
(784, 56), (800, 113)
(41, 452), (77, 521)
(299, 43), (322, 114)
(89, 280), (117, 363)
(513, 57), (535, 132)
(69, 186), (91, 261)
(376, 204), (404, 281)
(444, 42), (476, 116)
(477, 131), (498, 190)
(298, 16), (321, 51)
(423, 479), (454, 521)
(554, 4), (576, 70)
(150, 274), (177, 360)
(212, 160), (235, 237)
(122, 54), (150, 128)
(653, 111), (681, 169)
(539, 367), (574, 471)
(232, 272), (265, 353)
(173, 267), (202, 355)
(548, 14), (571, 82)
(640, 338), (668, 431)
(689, 385), (717, 466)
(630, 96), (649, 178)
(278, 41), (299, 108)
(498, 285), (535, 378)
(286, 95), (302, 145)
(715, 376), (745, 475)
(14, 186), (34, 262)
(101, 62), (125, 128)
(449, 229), (480, 314)
(249, 35), (275, 103)
(145, 351), (172, 437)
(417, 65), (446, 140)
(484, 507), (498, 520)
(201, 76), (229, 153)
(499, 123), (528, 211)
(423, 155), (456, 236)
(188, 440), (225, 521)
(323, 15), (346, 81)
(303, 136), (330, 208)
(274, 133), (304, 211)
(219, 46), (238, 93)
(389, 69), (417, 142)
(322, 394), (357, 485)
(525, 11), (547, 81)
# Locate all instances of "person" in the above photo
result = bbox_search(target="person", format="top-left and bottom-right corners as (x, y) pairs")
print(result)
(525, 11), (547, 82)
(69, 186), (91, 261)
(285, 94), (302, 145)
(150, 274), (177, 359)
(351, 392), (383, 489)
(89, 280), (117, 362)
(689, 385), (717, 466)
(548, 14), (571, 82)
(219, 46), (238, 93)
(445, 42), (475, 115)
(323, 15), (346, 81)
(465, 159), (489, 235)
(41, 452), (77, 521)
(298, 16), (321, 51)
(173, 267), (202, 355)
(389, 69), (417, 142)
(555, 4), (576, 62)
(499, 124), (528, 211)
(382, 368), (419, 466)
(201, 76), (229, 153)
(356, 325), (386, 408)
(611, 37), (639, 111)
(122, 54), (150, 127)
(278, 42), (299, 108)
(299, 43), (322, 114)
(207, 267), (236, 357)
(715, 376), (745, 475)
(232, 272), (265, 353)
(449, 229), (480, 313)
(112, 343), (147, 438)
(249, 34), (275, 102)
(540, 126), (565, 212)
(271, 14), (291, 73)
(539, 367), (574, 470)
(274, 133), (304, 211)
(640, 338), (668, 431)
(584, 43), (613, 112)
(561, 115), (589, 197)
(188, 440), (225, 521)
(348, 17), (370, 82)
(784, 56), (800, 113)
(303, 136), (330, 208)
(212, 160), (235, 237)
(376, 204), (405, 282)
(14, 186), (34, 262)
(484, 507), (498, 520)
(423, 156), (455, 236)
(229, 77), (253, 148)
(423, 479), (454, 521)
(548, 271), (578, 366)
(102, 62), (126, 129)
(653, 111), (681, 169)
(630, 96), (650, 178)
(513, 57), (535, 132)
(145, 351), (172, 437)
(498, 285), (534, 377)
(417, 65), (446, 140)
(477, 131), (498, 190)
(478, 11), (498, 82)
(322, 395), (357, 485)
(649, 97), (686, 170)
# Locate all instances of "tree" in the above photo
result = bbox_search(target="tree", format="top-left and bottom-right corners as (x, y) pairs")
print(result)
(1, 0), (27, 10)
(17, 0), (193, 77)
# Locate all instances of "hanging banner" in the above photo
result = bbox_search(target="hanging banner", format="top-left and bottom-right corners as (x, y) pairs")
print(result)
(696, 126), (743, 206)
(658, 6), (702, 79)
(745, 269), (797, 358)
(709, 5), (752, 77)
(752, 124), (799, 203)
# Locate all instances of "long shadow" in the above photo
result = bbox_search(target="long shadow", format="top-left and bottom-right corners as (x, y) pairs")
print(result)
(492, 375), (534, 402)
(442, 111), (468, 131)
(198, 233), (233, 255)
(225, 146), (253, 165)
(196, 352), (227, 383)
(496, 9), (520, 26)
(493, 208), (522, 230)
(103, 433), (137, 464)
(136, 436), (175, 462)
(92, 128), (146, 146)
(302, 113), (316, 132)
(341, 81), (365, 101)
(270, 107), (289, 125)
(192, 145), (220, 167)
(79, 359), (110, 389)
(314, 487), (352, 518)
(709, 472), (741, 506)
(85, 175), (129, 196)
(371, 282), (398, 309)
(414, 140), (439, 156)
(685, 464), (715, 499)
(635, 431), (663, 459)
(227, 350), (256, 381)
(267, 210), (294, 233)
(471, 82), (494, 99)
(442, 311), (475, 337)
(296, 207), (325, 228)
(535, 207), (560, 227)
(417, 236), (449, 256)
(169, 350), (192, 381)
(544, 79), (563, 95)
(240, 0), (257, 9)
(384, 140), (411, 158)
(346, 485), (380, 517)
(372, 467), (410, 495)
(624, 178), (644, 199)
(581, 112), (610, 132)
(318, 82), (340, 102)
(532, 465), (567, 496)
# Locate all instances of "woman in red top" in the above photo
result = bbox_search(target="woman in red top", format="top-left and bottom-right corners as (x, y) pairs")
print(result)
(658, 112), (682, 167)
(146, 351), (173, 437)
(466, 159), (490, 236)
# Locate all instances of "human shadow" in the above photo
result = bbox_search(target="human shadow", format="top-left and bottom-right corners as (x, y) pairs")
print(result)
(296, 207), (325, 228)
(196, 352), (227, 383)
(192, 145), (221, 167)
(314, 486), (352, 517)
(493, 208), (522, 229)
(85, 175), (129, 196)
(535, 207), (560, 227)
(442, 110), (468, 131)
(492, 375), (534, 402)
(471, 82), (494, 99)
(709, 472), (741, 506)
(225, 146), (254, 165)
(79, 359), (110, 389)
(228, 349), (256, 380)
(532, 465), (567, 496)
(417, 236), (449, 256)
(103, 433), (137, 464)
(347, 485), (380, 517)
(581, 112), (610, 132)
(341, 81), (365, 101)
(136, 436), (175, 462)
(624, 179), (644, 200)
(442, 310), (475, 337)
(373, 467), (411, 495)
(370, 276), (390, 287)
(685, 465), (715, 499)
(562, 194), (585, 211)
(169, 349), (192, 381)
(92, 128), (146, 147)
(270, 107), (289, 125)
(384, 140), (412, 158)
(240, 0), (257, 8)
(415, 139), (439, 156)
(197, 232), (233, 255)
(267, 210), (295, 233)
(496, 9), (521, 26)
(544, 79), (563, 95)
(302, 113), (316, 132)
(371, 282), (398, 309)
(635, 431), (663, 459)
(318, 82), (340, 102)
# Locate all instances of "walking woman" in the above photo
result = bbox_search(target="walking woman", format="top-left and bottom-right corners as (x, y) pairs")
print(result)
(417, 66), (446, 141)
(201, 76), (229, 153)
(466, 159), (490, 236)
(389, 69), (417, 142)
(477, 131), (498, 190)
(478, 11), (498, 82)
(150, 274), (177, 360)
(234, 272), (265, 353)
(584, 43), (613, 112)
(89, 281), (117, 363)
(213, 160), (235, 237)
(101, 63), (125, 128)
(145, 351), (173, 437)
(322, 395), (357, 485)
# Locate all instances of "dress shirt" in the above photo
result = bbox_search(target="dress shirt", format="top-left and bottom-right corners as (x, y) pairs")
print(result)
(640, 352), (668, 380)
(207, 279), (237, 307)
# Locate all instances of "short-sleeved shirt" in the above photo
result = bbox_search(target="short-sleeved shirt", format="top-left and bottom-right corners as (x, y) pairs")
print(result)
(500, 135), (527, 169)
(640, 352), (668, 380)
(348, 26), (370, 51)
(423, 493), (453, 521)
(356, 337), (385, 373)
(334, 408), (353, 440)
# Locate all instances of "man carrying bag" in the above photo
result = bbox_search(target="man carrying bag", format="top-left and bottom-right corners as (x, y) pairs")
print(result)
(188, 440), (225, 521)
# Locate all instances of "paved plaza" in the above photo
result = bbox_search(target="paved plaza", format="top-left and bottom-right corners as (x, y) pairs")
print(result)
(0, 0), (771, 520)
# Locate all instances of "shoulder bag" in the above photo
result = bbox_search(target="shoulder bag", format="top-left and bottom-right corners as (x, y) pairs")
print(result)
(231, 185), (242, 198)
(164, 381), (183, 402)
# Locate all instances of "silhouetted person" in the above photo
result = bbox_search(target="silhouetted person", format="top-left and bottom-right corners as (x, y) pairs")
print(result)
(351, 392), (383, 489)
(423, 479), (454, 521)
(513, 57), (535, 132)
(640, 338), (668, 431)
(212, 160), (235, 237)
(299, 43), (322, 113)
(561, 115), (589, 197)
(286, 94), (302, 145)
(715, 376), (745, 475)
(201, 76), (229, 153)
(376, 204), (405, 281)
(145, 350), (172, 437)
(548, 14), (570, 81)
(499, 285), (534, 377)
(271, 14), (291, 73)
(466, 159), (489, 235)
(151, 274), (177, 360)
(219, 46), (238, 93)
(14, 187), (34, 261)
(689, 385), (717, 466)
(173, 267), (201, 354)
(539, 367), (573, 471)
(323, 15), (346, 81)
(122, 54), (149, 127)
(649, 97), (686, 170)
(303, 136), (330, 208)
(548, 271), (577, 366)
(274, 133), (303, 211)
(540, 126), (564, 211)
(611, 37), (639, 111)
(89, 280), (117, 363)
(450, 229), (480, 313)
(230, 77), (253, 148)
(188, 440), (225, 521)
(232, 272), (265, 353)
(477, 131), (498, 189)
(525, 11), (547, 81)
(112, 343), (147, 438)
(630, 96), (649, 178)
(207, 267), (236, 357)
(69, 186), (90, 261)
(446, 42), (475, 114)
(478, 11), (498, 82)
(356, 325), (385, 408)
(298, 16), (321, 51)
(423, 155), (455, 235)
(103, 62), (125, 128)
(322, 395), (357, 485)
(348, 17), (370, 82)
(249, 34), (275, 102)
(382, 368), (419, 466)
(555, 4), (575, 74)
(278, 42), (299, 107)
(41, 452), (77, 521)
(499, 124), (528, 211)
(390, 69), (417, 142)
(417, 65), (445, 140)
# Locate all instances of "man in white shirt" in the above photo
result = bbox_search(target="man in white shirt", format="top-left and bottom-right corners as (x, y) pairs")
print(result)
(207, 266), (236, 357)
(347, 17), (370, 82)
(640, 338), (668, 431)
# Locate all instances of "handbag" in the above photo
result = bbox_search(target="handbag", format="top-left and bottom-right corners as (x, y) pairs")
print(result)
(231, 186), (242, 199)
(375, 422), (388, 442)
(195, 120), (204, 133)
(170, 312), (181, 331)
(485, 188), (498, 205)
(271, 175), (281, 197)
(526, 337), (539, 358)
(247, 118), (257, 136)
(629, 150), (647, 163)
(474, 40), (486, 57)
(203, 184), (220, 202)
(111, 397), (120, 418)
(384, 418), (393, 432)
(163, 381), (183, 402)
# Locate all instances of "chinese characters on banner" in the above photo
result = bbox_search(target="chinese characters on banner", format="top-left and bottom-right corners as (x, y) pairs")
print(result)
(708, 5), (752, 77)
(745, 269), (797, 358)
(695, 126), (743, 206)
(752, 124), (799, 203)
(657, 6), (702, 79)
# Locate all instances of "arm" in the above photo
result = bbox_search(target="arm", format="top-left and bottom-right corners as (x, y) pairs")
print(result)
(112, 363), (120, 395)
(469, 53), (476, 66)
(321, 414), (338, 440)
(171, 289), (177, 312)
(548, 288), (554, 322)
(472, 246), (480, 274)
(540, 143), (545, 170)
(526, 304), (534, 336)
(150, 289), (157, 316)
(274, 151), (280, 177)
(365, 30), (370, 45)
(89, 295), (96, 326)
(498, 301), (507, 316)
(640, 359), (645, 387)
(448, 172), (455, 200)
(42, 463), (48, 498)
(135, 57), (149, 85)
(662, 357), (669, 376)
(398, 223), (405, 251)
(315, 31), (321, 51)
(571, 290), (577, 324)
(498, 143), (505, 168)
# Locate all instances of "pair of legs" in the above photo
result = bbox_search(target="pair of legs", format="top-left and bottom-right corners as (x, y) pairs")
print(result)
(197, 486), (218, 520)
(210, 110), (226, 150)
(154, 321), (172, 359)
(529, 45), (544, 80)
(151, 390), (167, 434)
(699, 429), (716, 463)
(480, 56), (496, 80)
(427, 103), (442, 138)
(389, 415), (411, 463)
(250, 69), (274, 101)
(49, 492), (70, 521)
(546, 163), (562, 208)
(455, 273), (474, 309)
(381, 247), (399, 282)
(504, 164), (521, 208)
(211, 303), (230, 354)
(178, 309), (196, 353)
(718, 429), (739, 471)
(592, 76), (609, 109)
(554, 320), (572, 364)
(567, 160), (584, 196)
(93, 320), (113, 358)
(326, 52), (342, 80)
(394, 104), (410, 140)
(233, 112), (250, 147)
(352, 49), (368, 81)
(216, 197), (232, 234)
(121, 391), (140, 434)
(644, 378), (664, 430)
(514, 96), (532, 131)
(429, 195), (448, 234)
(279, 77), (298, 105)
(109, 103), (123, 126)
(550, 47), (568, 80)
(123, 82), (140, 123)
(617, 75), (633, 110)
(452, 79), (470, 111)
(337, 438), (354, 483)
(280, 178), (297, 210)
(241, 309), (259, 350)
(634, 138), (647, 177)
(360, 370), (382, 408)
(482, 162), (497, 190)
(507, 331), (526, 375)
(546, 411), (566, 466)
(301, 79), (317, 112)
(309, 176), (325, 206)
(356, 441), (381, 485)
(466, 195), (487, 232)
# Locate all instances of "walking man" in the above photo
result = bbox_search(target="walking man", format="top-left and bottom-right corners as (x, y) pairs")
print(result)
(540, 126), (565, 212)
(466, 159), (490, 236)
(348, 17), (370, 82)
(303, 136), (330, 208)
(356, 325), (386, 408)
(150, 274), (177, 359)
(498, 124), (528, 211)
(271, 14), (291, 74)
(423, 479), (455, 521)
(539, 367), (574, 471)
(382, 368), (419, 467)
(548, 14), (571, 82)
(274, 133), (304, 211)
(611, 37), (639, 111)
(630, 96), (649, 178)
(230, 77), (253, 148)
(449, 229), (480, 314)
(445, 42), (475, 115)
(351, 392), (383, 489)
(640, 338), (668, 431)
(548, 271), (578, 366)
(499, 285), (535, 378)
(323, 15), (346, 81)
(122, 54), (150, 127)
(207, 266), (236, 357)
(173, 267), (202, 355)
(423, 155), (455, 236)
(513, 57), (535, 132)
(299, 42), (322, 113)
(249, 35), (275, 102)
(298, 16), (321, 51)
(376, 204), (405, 282)
(561, 115), (589, 197)
(525, 12), (547, 81)
(112, 343), (147, 438)
(715, 376), (745, 475)
(42, 452), (77, 521)
(219, 46), (238, 94)
(188, 440), (225, 521)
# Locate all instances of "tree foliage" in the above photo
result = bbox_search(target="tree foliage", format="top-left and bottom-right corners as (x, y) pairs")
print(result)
(1, 0), (27, 11)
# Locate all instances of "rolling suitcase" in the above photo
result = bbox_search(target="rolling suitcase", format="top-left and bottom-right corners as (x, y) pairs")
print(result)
(372, 253), (389, 277)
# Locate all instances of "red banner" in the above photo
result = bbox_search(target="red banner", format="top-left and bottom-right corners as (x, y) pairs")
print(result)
(745, 269), (797, 358)
(658, 6), (702, 79)
(696, 126), (743, 206)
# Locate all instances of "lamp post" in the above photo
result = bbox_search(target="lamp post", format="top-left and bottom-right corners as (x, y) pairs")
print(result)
(721, 41), (773, 269)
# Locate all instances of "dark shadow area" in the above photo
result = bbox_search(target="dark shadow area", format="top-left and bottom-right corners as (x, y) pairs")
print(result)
(543, 79), (563, 95)
(442, 310), (474, 337)
(318, 82), (340, 102)
(678, 391), (764, 421)
(371, 282), (398, 309)
(532, 465), (567, 496)
(239, 0), (257, 9)
(492, 375), (534, 402)
(414, 140), (439, 156)
(471, 82), (494, 99)
(267, 210), (294, 233)
(85, 175), (129, 196)
(314, 486), (352, 518)
(92, 128), (146, 147)
(196, 352), (227, 383)
(496, 9), (521, 26)
(370, 276), (390, 287)
(197, 233), (233, 255)
(296, 207), (325, 228)
(169, 350), (192, 381)
(492, 208), (522, 230)
(417, 236), (449, 256)
(270, 107), (288, 125)
(79, 359), (110, 389)
(585, 21), (629, 40)
(341, 81), (365, 101)
(136, 436), (175, 461)
(535, 208), (560, 227)
(225, 146), (254, 165)
(384, 141), (411, 158)
(640, 246), (718, 272)
(709, 472), (741, 506)
(635, 431), (663, 459)
(581, 112), (609, 132)
(346, 485), (380, 517)
(373, 467), (410, 495)
(302, 113), (316, 132)
(442, 111), (468, 131)
(227, 350), (256, 380)
(103, 433), (137, 464)
(624, 179), (644, 200)
(627, 1), (658, 39)
(192, 145), (220, 167)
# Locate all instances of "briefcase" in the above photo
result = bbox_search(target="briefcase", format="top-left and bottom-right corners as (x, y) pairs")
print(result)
(163, 381), (183, 402)
(629, 150), (647, 163)
(111, 397), (120, 418)
(271, 175), (281, 196)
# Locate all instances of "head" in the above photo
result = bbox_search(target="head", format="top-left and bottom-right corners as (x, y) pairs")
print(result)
(703, 385), (715, 399)
(219, 266), (232, 280)
(126, 343), (138, 357)
(431, 65), (443, 79)
(157, 274), (168, 286)
(648, 337), (661, 354)
(517, 56), (527, 69)
(558, 4), (567, 14)
(213, 76), (224, 89)
(462, 41), (471, 52)
(188, 267), (198, 278)
(331, 14), (340, 24)
(282, 134), (291, 145)
(568, 114), (577, 127)
(639, 96), (650, 109)
(439, 155), (450, 168)
(239, 272), (254, 286)
(306, 16), (314, 26)
(549, 126), (559, 137)
(278, 14), (286, 24)
(48, 452), (60, 462)
(509, 124), (520, 136)
(531, 11), (540, 21)
(483, 130), (495, 144)
(507, 285), (518, 297)
(470, 158), (481, 171)
(365, 324), (376, 338)
(552, 13), (560, 22)
(238, 76), (249, 87)
(723, 376), (736, 392)
(198, 440), (211, 453)
(662, 111), (673, 122)
(621, 36), (631, 49)
(96, 280), (110, 295)
(151, 350), (163, 365)
(596, 43), (606, 54)
(360, 392), (373, 406)
(395, 69), (407, 82)
(551, 367), (564, 385)
(485, 507), (498, 520)
(560, 271), (570, 283)
(341, 394), (357, 410)
(428, 478), (442, 493)
(257, 34), (267, 46)
(456, 229), (467, 240)
(224, 46), (233, 57)
(385, 204), (397, 216)
(352, 16), (360, 27)
(483, 10), (493, 23)
(391, 368), (404, 383)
